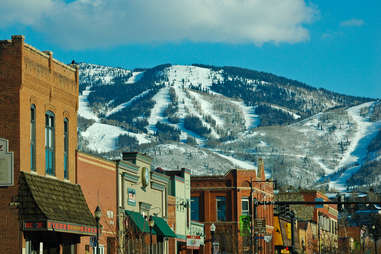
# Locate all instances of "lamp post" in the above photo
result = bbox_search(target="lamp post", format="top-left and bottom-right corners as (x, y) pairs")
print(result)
(210, 223), (216, 254)
(372, 225), (378, 254)
(149, 215), (155, 254)
(94, 205), (102, 254)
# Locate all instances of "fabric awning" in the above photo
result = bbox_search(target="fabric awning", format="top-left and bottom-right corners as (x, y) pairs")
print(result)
(19, 172), (97, 236)
(125, 210), (156, 234)
(152, 216), (176, 238)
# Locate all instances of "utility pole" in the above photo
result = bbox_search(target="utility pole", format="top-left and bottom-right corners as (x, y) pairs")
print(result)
(249, 177), (255, 254)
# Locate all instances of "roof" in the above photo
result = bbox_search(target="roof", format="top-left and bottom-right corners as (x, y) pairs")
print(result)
(19, 172), (96, 226)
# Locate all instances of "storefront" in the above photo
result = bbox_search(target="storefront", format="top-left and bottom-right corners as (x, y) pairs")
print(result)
(19, 172), (97, 253)
(118, 152), (176, 254)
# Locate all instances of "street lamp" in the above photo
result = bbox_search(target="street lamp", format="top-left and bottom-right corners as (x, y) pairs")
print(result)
(94, 205), (102, 254)
(149, 215), (155, 254)
(210, 223), (216, 254)
(372, 225), (378, 254)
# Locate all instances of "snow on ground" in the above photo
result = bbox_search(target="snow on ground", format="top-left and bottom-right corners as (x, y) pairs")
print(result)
(172, 86), (217, 141)
(269, 104), (301, 119)
(147, 87), (171, 132)
(165, 65), (223, 90)
(125, 71), (144, 84)
(78, 86), (99, 121)
(216, 153), (256, 170)
(188, 90), (224, 127)
(231, 100), (260, 129)
(79, 63), (131, 86)
(106, 90), (151, 117)
(328, 102), (381, 191)
(82, 123), (150, 153)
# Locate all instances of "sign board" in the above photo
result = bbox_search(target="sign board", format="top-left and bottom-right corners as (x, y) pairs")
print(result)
(239, 215), (251, 236)
(315, 198), (324, 208)
(0, 138), (14, 186)
(264, 235), (272, 243)
(187, 235), (201, 249)
(127, 188), (136, 206)
(255, 219), (266, 233)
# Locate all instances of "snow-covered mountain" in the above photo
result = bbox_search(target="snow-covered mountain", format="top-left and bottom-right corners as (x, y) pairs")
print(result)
(77, 63), (381, 191)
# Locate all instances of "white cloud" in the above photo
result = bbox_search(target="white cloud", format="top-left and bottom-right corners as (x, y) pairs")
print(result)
(0, 0), (318, 49)
(340, 18), (364, 27)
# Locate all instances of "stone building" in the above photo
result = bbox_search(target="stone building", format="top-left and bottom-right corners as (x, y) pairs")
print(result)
(191, 161), (274, 254)
(0, 35), (95, 253)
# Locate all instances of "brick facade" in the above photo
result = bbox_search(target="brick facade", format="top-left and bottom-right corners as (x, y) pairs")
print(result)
(0, 35), (89, 254)
(191, 166), (274, 254)
(76, 151), (117, 254)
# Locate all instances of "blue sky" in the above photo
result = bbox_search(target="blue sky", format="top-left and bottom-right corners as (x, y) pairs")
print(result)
(0, 0), (379, 98)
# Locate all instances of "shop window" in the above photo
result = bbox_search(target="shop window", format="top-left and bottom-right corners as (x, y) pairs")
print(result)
(216, 196), (226, 221)
(45, 111), (55, 175)
(241, 198), (249, 215)
(64, 118), (69, 179)
(30, 104), (36, 171)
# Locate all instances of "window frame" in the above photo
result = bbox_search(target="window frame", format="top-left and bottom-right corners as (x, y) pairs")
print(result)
(191, 196), (200, 221)
(64, 118), (69, 179)
(30, 104), (36, 171)
(45, 111), (55, 176)
(241, 197), (249, 216)
(216, 196), (226, 221)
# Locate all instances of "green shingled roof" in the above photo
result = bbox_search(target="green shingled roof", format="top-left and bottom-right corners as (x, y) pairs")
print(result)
(19, 172), (96, 227)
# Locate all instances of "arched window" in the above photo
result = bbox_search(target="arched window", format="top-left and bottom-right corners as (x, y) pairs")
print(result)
(30, 104), (36, 171)
(45, 111), (55, 175)
(64, 118), (69, 179)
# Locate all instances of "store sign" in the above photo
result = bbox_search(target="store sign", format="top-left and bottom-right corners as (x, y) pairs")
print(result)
(239, 215), (251, 236)
(0, 138), (14, 186)
(128, 188), (136, 206)
(187, 235), (201, 249)
(23, 220), (97, 235)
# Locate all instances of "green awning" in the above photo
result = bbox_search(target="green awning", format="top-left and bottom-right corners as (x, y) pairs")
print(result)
(152, 216), (176, 238)
(125, 210), (156, 234)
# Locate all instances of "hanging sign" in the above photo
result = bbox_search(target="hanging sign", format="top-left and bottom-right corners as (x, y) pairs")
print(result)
(0, 138), (14, 186)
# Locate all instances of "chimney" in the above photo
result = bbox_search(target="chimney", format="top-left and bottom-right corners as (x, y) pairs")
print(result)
(257, 157), (265, 180)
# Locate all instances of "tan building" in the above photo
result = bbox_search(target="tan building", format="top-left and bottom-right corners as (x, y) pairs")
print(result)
(0, 35), (95, 253)
(118, 152), (176, 254)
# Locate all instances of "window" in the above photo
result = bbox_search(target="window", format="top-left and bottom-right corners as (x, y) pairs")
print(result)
(241, 198), (249, 215)
(64, 118), (69, 179)
(30, 105), (36, 171)
(191, 197), (200, 221)
(216, 196), (226, 221)
(45, 111), (55, 175)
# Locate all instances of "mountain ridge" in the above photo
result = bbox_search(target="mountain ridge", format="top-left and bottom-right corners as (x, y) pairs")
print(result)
(76, 62), (380, 192)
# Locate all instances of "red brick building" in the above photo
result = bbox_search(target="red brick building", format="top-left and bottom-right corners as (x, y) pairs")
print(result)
(277, 190), (338, 254)
(76, 151), (118, 254)
(0, 35), (95, 253)
(191, 160), (274, 254)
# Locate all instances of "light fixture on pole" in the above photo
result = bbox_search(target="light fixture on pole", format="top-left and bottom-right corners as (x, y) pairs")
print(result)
(149, 215), (155, 254)
(94, 205), (102, 254)
(210, 223), (216, 254)
(373, 225), (378, 254)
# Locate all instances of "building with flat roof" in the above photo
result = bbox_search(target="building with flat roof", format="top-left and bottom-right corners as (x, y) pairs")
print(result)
(0, 35), (95, 254)
(191, 159), (274, 254)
